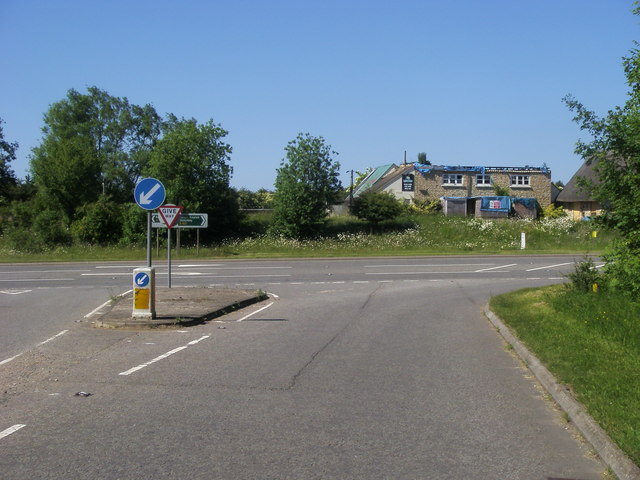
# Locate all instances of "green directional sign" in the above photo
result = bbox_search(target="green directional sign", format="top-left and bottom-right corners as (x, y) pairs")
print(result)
(152, 213), (208, 228)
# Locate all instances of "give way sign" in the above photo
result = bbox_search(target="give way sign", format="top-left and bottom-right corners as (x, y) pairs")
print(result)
(158, 205), (184, 229)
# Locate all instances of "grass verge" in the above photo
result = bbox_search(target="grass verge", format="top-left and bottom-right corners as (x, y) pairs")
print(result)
(489, 285), (640, 466)
(0, 215), (613, 262)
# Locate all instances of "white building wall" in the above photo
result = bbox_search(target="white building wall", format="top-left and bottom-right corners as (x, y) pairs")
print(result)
(381, 177), (415, 202)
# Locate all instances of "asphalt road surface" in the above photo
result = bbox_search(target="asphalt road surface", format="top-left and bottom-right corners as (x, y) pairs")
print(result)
(0, 256), (607, 479)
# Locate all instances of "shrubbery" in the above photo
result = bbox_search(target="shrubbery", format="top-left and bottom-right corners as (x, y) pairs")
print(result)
(351, 191), (403, 227)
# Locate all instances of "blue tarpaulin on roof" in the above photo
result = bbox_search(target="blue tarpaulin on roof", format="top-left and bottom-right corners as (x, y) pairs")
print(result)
(414, 164), (550, 174)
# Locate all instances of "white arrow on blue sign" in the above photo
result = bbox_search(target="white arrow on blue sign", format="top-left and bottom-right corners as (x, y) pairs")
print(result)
(134, 272), (150, 287)
(134, 178), (166, 210)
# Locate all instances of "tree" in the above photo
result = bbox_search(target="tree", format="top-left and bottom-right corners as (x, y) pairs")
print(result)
(237, 188), (274, 209)
(30, 86), (163, 220)
(271, 133), (342, 237)
(0, 118), (19, 204)
(144, 117), (239, 240)
(31, 134), (101, 223)
(417, 152), (431, 165)
(564, 5), (640, 294)
(351, 191), (403, 229)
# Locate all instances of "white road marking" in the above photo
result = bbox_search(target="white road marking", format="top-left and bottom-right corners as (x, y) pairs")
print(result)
(0, 289), (32, 295)
(178, 266), (292, 270)
(525, 262), (572, 272)
(0, 278), (74, 282)
(94, 265), (139, 269)
(37, 330), (68, 346)
(0, 354), (22, 366)
(474, 264), (518, 272)
(0, 270), (90, 274)
(364, 263), (493, 268)
(82, 273), (134, 277)
(84, 290), (132, 318)
(237, 302), (275, 322)
(0, 424), (26, 440)
(205, 274), (291, 278)
(366, 271), (476, 275)
(178, 264), (223, 267)
(119, 335), (210, 376)
(353, 281), (370, 283)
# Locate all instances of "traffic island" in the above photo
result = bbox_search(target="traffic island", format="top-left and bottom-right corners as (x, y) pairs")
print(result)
(93, 287), (269, 329)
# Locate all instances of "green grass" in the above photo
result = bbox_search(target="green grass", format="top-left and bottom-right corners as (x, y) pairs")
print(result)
(490, 285), (640, 465)
(0, 214), (614, 262)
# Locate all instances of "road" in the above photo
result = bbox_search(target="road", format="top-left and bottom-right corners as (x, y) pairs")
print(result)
(0, 256), (606, 479)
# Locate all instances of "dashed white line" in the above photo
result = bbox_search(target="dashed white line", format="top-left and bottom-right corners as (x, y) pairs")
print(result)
(0, 278), (74, 282)
(119, 335), (210, 376)
(0, 354), (22, 366)
(365, 263), (493, 268)
(0, 289), (32, 295)
(0, 424), (26, 440)
(84, 290), (132, 318)
(237, 302), (275, 322)
(525, 262), (571, 272)
(474, 264), (518, 272)
(37, 330), (68, 346)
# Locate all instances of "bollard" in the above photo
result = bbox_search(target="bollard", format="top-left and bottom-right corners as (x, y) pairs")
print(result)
(132, 267), (156, 319)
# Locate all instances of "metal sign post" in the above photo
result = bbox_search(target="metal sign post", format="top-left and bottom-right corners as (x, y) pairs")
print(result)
(167, 228), (172, 288)
(134, 178), (166, 267)
(158, 205), (183, 288)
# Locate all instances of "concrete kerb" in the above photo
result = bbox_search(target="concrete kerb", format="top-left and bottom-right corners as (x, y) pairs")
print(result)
(93, 287), (269, 329)
(484, 304), (640, 480)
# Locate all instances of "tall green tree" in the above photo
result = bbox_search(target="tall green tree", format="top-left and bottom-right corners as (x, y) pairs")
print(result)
(271, 133), (341, 237)
(144, 117), (238, 240)
(0, 118), (19, 204)
(564, 4), (640, 294)
(30, 86), (162, 220)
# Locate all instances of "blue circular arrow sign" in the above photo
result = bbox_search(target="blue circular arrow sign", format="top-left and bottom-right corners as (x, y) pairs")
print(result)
(134, 178), (166, 210)
(134, 272), (150, 288)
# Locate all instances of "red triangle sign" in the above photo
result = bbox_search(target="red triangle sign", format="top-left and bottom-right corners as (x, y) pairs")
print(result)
(158, 205), (184, 228)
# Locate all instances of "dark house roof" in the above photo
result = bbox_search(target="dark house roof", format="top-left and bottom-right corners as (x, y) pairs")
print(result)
(556, 160), (600, 203)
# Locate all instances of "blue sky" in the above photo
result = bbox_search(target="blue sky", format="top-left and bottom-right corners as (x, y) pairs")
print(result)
(1, 0), (638, 191)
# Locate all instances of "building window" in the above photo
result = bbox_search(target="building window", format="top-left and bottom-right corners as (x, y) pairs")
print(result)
(476, 174), (491, 186)
(443, 174), (463, 185)
(510, 175), (530, 186)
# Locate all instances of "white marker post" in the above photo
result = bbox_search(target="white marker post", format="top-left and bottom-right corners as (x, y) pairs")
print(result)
(132, 268), (156, 319)
(520, 232), (526, 250)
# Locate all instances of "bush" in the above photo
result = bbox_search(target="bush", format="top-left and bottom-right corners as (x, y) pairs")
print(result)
(351, 191), (403, 226)
(541, 203), (566, 219)
(71, 197), (123, 244)
(603, 240), (640, 296)
(32, 209), (71, 246)
(120, 203), (148, 245)
(566, 257), (607, 293)
(403, 198), (442, 215)
(3, 227), (46, 253)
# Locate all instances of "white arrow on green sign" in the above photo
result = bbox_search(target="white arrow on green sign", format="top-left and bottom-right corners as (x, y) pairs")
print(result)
(152, 213), (208, 229)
